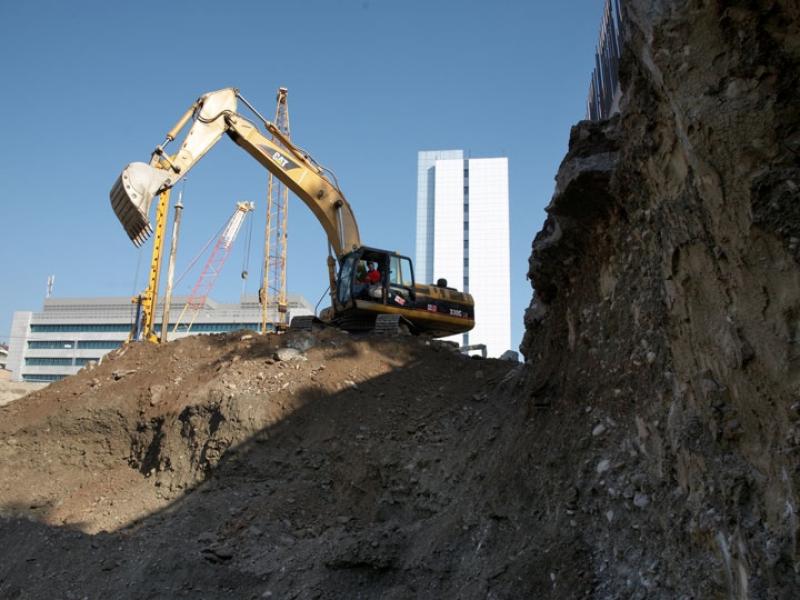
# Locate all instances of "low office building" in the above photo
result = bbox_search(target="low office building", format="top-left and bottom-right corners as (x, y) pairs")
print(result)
(6, 295), (313, 382)
(0, 345), (9, 381)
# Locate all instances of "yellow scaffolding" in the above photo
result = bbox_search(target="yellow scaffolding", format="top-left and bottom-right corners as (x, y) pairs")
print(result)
(131, 189), (171, 343)
(260, 87), (291, 333)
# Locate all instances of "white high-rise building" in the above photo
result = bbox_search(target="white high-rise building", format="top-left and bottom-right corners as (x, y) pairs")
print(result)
(416, 150), (510, 357)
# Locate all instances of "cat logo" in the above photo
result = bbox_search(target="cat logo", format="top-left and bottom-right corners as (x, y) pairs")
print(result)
(258, 145), (300, 171)
(272, 151), (289, 168)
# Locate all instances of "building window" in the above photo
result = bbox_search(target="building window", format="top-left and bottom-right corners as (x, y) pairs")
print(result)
(30, 323), (262, 334)
(28, 340), (74, 349)
(77, 340), (124, 349)
(75, 357), (101, 366)
(22, 374), (65, 382)
(169, 323), (261, 333)
(30, 323), (131, 333)
(25, 357), (73, 366)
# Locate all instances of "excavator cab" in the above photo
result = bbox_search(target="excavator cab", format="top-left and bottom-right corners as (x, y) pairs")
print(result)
(336, 247), (415, 308)
(328, 243), (475, 336)
(328, 246), (423, 332)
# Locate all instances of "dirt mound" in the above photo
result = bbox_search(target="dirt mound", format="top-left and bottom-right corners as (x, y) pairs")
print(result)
(0, 330), (501, 531)
(4, 330), (577, 599)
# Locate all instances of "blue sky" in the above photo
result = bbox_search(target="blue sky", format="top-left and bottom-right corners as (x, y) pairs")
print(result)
(0, 0), (604, 352)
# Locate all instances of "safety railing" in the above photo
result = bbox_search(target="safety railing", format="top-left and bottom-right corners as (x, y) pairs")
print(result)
(586, 0), (625, 121)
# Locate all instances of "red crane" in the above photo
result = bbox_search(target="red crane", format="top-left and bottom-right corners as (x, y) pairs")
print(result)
(173, 201), (255, 333)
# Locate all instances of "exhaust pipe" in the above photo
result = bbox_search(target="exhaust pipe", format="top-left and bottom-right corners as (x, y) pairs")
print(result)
(110, 162), (173, 246)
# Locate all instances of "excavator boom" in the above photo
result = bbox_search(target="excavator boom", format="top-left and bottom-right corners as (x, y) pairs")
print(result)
(110, 88), (360, 256)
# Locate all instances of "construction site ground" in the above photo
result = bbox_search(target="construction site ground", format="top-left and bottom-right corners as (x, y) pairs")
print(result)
(0, 329), (596, 599)
(0, 380), (46, 407)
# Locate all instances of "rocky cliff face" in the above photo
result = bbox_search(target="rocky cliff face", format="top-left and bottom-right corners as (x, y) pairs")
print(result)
(522, 0), (800, 596)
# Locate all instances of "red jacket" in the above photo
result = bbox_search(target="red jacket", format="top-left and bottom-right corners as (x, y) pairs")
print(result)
(366, 269), (380, 284)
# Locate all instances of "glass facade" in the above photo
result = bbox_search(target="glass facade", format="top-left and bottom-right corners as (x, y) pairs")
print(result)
(467, 158), (511, 358)
(31, 323), (261, 334)
(166, 323), (260, 333)
(28, 340), (75, 349)
(77, 340), (124, 349)
(31, 323), (131, 333)
(416, 150), (464, 284)
(23, 374), (66, 382)
(415, 152), (510, 357)
(25, 357), (74, 366)
(74, 357), (101, 366)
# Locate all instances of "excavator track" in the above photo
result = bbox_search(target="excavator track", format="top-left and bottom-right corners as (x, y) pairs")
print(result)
(374, 314), (411, 336)
(289, 315), (318, 332)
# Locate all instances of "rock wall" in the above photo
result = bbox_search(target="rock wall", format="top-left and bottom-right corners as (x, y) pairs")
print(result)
(521, 0), (800, 596)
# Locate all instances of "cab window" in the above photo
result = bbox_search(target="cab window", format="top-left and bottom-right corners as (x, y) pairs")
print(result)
(389, 256), (414, 288)
(337, 255), (357, 305)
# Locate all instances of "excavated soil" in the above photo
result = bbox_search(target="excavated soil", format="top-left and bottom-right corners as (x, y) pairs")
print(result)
(3, 330), (588, 599)
(0, 329), (654, 599)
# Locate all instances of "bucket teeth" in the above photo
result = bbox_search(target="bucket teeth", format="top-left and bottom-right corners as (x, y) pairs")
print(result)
(133, 224), (153, 247)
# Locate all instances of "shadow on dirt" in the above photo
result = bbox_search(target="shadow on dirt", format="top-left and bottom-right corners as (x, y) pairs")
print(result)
(0, 338), (592, 599)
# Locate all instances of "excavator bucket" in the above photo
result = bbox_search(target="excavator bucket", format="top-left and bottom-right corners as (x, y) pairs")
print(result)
(110, 162), (173, 247)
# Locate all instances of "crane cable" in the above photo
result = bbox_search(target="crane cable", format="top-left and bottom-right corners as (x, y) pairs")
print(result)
(241, 208), (254, 280)
(174, 218), (227, 288)
(240, 208), (255, 296)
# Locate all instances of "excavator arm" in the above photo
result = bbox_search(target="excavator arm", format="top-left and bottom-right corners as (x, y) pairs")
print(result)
(110, 87), (361, 257)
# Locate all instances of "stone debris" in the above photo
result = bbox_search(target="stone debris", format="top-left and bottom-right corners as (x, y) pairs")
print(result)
(274, 347), (305, 362)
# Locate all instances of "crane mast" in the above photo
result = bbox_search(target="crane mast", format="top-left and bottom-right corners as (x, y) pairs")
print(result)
(260, 87), (291, 333)
(173, 201), (255, 333)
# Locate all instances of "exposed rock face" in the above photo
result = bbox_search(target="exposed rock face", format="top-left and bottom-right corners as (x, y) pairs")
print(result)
(522, 0), (800, 596)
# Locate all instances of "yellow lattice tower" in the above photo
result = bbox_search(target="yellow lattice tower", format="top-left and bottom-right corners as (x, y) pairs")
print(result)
(260, 87), (291, 333)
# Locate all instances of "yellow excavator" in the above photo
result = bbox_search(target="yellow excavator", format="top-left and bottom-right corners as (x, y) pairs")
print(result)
(110, 87), (474, 337)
